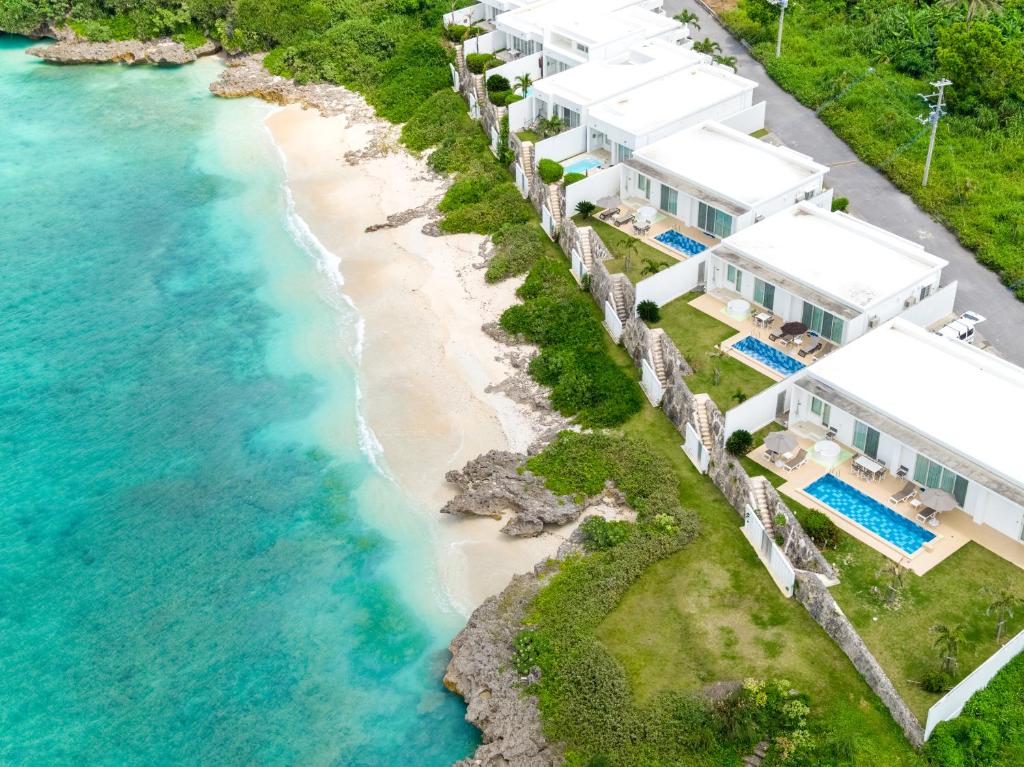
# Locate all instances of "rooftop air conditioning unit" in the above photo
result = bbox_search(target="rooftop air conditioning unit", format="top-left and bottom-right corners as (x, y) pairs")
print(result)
(904, 296), (918, 308)
(868, 315), (880, 328)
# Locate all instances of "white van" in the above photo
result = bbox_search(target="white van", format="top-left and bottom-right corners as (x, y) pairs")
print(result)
(936, 311), (986, 344)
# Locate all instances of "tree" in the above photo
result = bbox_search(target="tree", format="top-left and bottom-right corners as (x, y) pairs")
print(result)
(726, 429), (753, 456)
(881, 561), (906, 607)
(640, 258), (666, 275)
(936, 20), (1024, 114)
(514, 73), (533, 95)
(674, 9), (700, 30)
(637, 300), (660, 323)
(693, 37), (722, 55)
(622, 238), (640, 277)
(940, 0), (1003, 25)
(575, 200), (597, 218)
(932, 623), (968, 676)
(984, 587), (1020, 644)
(714, 54), (738, 71)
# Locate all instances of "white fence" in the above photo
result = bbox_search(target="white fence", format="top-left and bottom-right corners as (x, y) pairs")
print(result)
(443, 3), (484, 26)
(924, 628), (1024, 740)
(488, 55), (541, 86)
(449, 63), (460, 92)
(570, 248), (587, 283)
(720, 100), (767, 134)
(565, 166), (621, 216)
(541, 205), (555, 239)
(514, 162), (530, 197)
(462, 30), (504, 55)
(682, 421), (710, 474)
(635, 253), (708, 307)
(901, 281), (959, 330)
(724, 378), (792, 437)
(508, 95), (532, 132)
(534, 126), (587, 165)
(604, 300), (623, 341)
(641, 359), (664, 405)
(742, 505), (796, 597)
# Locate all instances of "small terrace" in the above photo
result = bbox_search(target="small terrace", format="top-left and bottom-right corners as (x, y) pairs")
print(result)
(648, 291), (775, 411)
(572, 210), (678, 284)
(689, 291), (835, 383)
(594, 195), (718, 262)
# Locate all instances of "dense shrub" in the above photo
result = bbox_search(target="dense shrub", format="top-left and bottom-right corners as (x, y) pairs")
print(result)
(564, 173), (585, 186)
(486, 73), (511, 93)
(636, 300), (660, 323)
(725, 429), (753, 456)
(831, 196), (849, 212)
(580, 516), (634, 551)
(799, 509), (841, 550)
(920, 669), (954, 694)
(486, 223), (547, 283)
(487, 90), (514, 106)
(574, 200), (596, 218)
(537, 158), (564, 184)
(466, 52), (500, 74)
(442, 24), (482, 43)
(924, 716), (1000, 767)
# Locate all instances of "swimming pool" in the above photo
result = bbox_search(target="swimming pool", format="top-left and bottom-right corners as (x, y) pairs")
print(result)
(563, 156), (603, 175)
(805, 474), (935, 554)
(733, 335), (805, 376)
(654, 229), (707, 255)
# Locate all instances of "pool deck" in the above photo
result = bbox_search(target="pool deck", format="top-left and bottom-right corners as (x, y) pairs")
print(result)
(748, 426), (1024, 574)
(594, 196), (718, 261)
(689, 292), (831, 383)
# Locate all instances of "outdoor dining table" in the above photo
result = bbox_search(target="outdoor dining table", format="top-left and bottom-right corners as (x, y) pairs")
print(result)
(754, 312), (773, 327)
(853, 455), (885, 478)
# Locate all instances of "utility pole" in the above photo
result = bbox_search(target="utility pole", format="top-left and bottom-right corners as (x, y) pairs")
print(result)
(917, 78), (951, 188)
(769, 0), (789, 57)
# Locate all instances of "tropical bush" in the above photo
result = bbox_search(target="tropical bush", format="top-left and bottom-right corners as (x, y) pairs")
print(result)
(574, 200), (596, 218)
(636, 300), (660, 323)
(486, 223), (547, 283)
(799, 509), (841, 551)
(831, 196), (850, 212)
(580, 516), (634, 551)
(442, 24), (482, 43)
(919, 669), (954, 694)
(486, 73), (511, 93)
(466, 52), (500, 74)
(725, 429), (753, 456)
(537, 158), (564, 184)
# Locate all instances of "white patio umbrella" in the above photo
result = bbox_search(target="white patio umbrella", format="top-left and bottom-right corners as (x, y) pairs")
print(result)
(764, 431), (798, 454)
(920, 488), (958, 511)
(636, 205), (657, 225)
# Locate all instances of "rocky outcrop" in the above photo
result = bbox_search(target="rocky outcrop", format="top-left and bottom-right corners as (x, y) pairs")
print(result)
(442, 451), (582, 536)
(26, 36), (219, 65)
(445, 563), (563, 767)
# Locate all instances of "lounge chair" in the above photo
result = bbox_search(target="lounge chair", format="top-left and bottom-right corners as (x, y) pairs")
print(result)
(916, 506), (938, 524)
(768, 328), (785, 341)
(764, 448), (779, 462)
(777, 334), (796, 348)
(889, 481), (918, 504)
(612, 210), (634, 226)
(782, 448), (807, 472)
(798, 340), (822, 358)
(598, 207), (619, 221)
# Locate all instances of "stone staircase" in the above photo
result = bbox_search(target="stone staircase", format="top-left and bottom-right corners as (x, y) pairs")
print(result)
(520, 141), (536, 186)
(455, 46), (466, 75)
(749, 476), (776, 537)
(610, 278), (629, 323)
(649, 329), (669, 386)
(692, 393), (715, 452)
(577, 229), (593, 269)
(742, 741), (769, 767)
(473, 74), (487, 113)
(546, 184), (563, 230)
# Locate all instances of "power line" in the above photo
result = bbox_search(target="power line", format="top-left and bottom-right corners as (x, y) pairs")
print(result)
(917, 78), (951, 187)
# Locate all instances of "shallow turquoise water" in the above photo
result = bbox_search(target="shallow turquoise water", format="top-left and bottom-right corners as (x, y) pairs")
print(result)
(0, 37), (477, 766)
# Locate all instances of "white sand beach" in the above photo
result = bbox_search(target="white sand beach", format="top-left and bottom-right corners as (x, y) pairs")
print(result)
(266, 104), (571, 613)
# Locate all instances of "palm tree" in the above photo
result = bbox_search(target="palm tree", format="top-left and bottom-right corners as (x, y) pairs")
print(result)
(932, 623), (967, 676)
(984, 588), (1020, 644)
(674, 9), (701, 30)
(514, 73), (533, 95)
(714, 54), (738, 71)
(693, 37), (722, 56)
(881, 561), (906, 606)
(622, 239), (641, 278)
(941, 0), (1002, 25)
(640, 258), (667, 276)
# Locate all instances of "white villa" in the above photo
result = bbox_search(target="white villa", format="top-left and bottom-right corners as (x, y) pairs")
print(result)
(706, 202), (952, 346)
(617, 121), (830, 239)
(787, 318), (1024, 548)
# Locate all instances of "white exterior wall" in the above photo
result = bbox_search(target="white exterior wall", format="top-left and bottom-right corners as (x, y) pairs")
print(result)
(718, 100), (766, 134)
(899, 281), (958, 330)
(533, 125), (587, 164)
(488, 55), (543, 85)
(725, 379), (791, 437)
(635, 253), (707, 306)
(565, 165), (621, 214)
(789, 385), (1024, 544)
(508, 95), (532, 131)
(444, 3), (486, 26)
(462, 30), (506, 55)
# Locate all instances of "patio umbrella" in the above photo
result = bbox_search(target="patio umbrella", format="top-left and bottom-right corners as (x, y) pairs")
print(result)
(636, 205), (657, 225)
(780, 321), (809, 336)
(920, 488), (958, 511)
(764, 431), (798, 454)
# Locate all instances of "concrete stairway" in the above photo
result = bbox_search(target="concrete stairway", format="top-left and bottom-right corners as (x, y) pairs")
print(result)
(649, 329), (669, 385)
(749, 476), (776, 537)
(546, 184), (563, 230)
(473, 74), (487, 113)
(520, 141), (536, 186)
(692, 393), (715, 452)
(578, 229), (593, 269)
(610, 278), (629, 322)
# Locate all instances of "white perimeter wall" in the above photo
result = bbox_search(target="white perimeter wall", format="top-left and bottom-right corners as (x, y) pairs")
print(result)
(444, 3), (485, 26)
(725, 378), (791, 437)
(534, 126), (587, 165)
(489, 56), (542, 87)
(925, 629), (1024, 739)
(565, 166), (621, 214)
(508, 95), (533, 131)
(462, 30), (504, 55)
(898, 281), (958, 329)
(635, 253), (707, 307)
(719, 101), (767, 135)
(742, 505), (796, 596)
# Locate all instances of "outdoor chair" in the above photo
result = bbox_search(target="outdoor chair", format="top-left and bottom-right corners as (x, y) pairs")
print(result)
(782, 449), (808, 472)
(598, 207), (619, 221)
(768, 328), (785, 341)
(896, 465), (910, 478)
(777, 334), (796, 347)
(889, 481), (918, 504)
(612, 211), (634, 227)
(798, 340), (822, 358)
(764, 448), (779, 462)
(916, 506), (939, 525)
(826, 426), (838, 440)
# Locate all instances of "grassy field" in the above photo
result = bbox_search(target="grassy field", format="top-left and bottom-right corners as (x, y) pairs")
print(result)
(653, 292), (774, 410)
(571, 214), (678, 283)
(740, 451), (1024, 721)
(721, 0), (1024, 298)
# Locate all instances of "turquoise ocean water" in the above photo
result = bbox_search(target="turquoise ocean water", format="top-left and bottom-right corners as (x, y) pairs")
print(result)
(0, 37), (477, 766)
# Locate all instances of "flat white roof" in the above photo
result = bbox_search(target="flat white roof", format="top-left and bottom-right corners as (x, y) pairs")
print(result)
(808, 318), (1024, 490)
(721, 202), (948, 311)
(633, 121), (827, 209)
(587, 64), (756, 135)
(500, 0), (679, 45)
(532, 42), (705, 107)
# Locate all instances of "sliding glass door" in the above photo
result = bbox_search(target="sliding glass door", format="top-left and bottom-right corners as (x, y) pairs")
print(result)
(659, 184), (678, 216)
(913, 456), (968, 506)
(697, 201), (733, 239)
(801, 301), (845, 344)
(852, 420), (880, 459)
(753, 278), (775, 311)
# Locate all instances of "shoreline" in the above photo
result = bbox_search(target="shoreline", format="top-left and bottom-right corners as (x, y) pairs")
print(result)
(265, 102), (573, 614)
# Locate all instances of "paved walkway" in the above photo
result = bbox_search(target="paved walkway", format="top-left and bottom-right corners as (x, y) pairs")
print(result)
(665, 0), (1024, 364)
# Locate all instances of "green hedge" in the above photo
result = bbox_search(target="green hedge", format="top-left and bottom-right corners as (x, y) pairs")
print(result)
(537, 158), (564, 184)
(466, 52), (501, 74)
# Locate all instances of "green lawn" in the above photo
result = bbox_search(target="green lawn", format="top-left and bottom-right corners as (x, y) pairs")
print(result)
(516, 129), (541, 143)
(572, 214), (677, 284)
(653, 292), (774, 410)
(740, 452), (1024, 721)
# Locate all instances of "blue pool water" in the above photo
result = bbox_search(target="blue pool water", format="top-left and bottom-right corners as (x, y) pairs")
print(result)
(654, 228), (707, 255)
(805, 475), (935, 554)
(563, 155), (602, 174)
(0, 38), (475, 765)
(733, 336), (806, 376)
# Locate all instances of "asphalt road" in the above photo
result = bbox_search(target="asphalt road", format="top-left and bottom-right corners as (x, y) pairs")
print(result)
(664, 0), (1024, 364)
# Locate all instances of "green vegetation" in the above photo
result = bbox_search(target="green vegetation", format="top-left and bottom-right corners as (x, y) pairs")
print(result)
(654, 293), (774, 410)
(465, 52), (500, 74)
(563, 172), (585, 186)
(924, 653), (1024, 766)
(485, 222), (547, 283)
(537, 158), (564, 184)
(571, 215), (675, 283)
(831, 196), (850, 212)
(722, 0), (1024, 297)
(635, 299), (660, 324)
(726, 428), (753, 456)
(442, 24), (483, 43)
(516, 129), (542, 143)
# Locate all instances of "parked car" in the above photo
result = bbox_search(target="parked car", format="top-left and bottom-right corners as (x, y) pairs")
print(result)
(936, 311), (986, 344)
